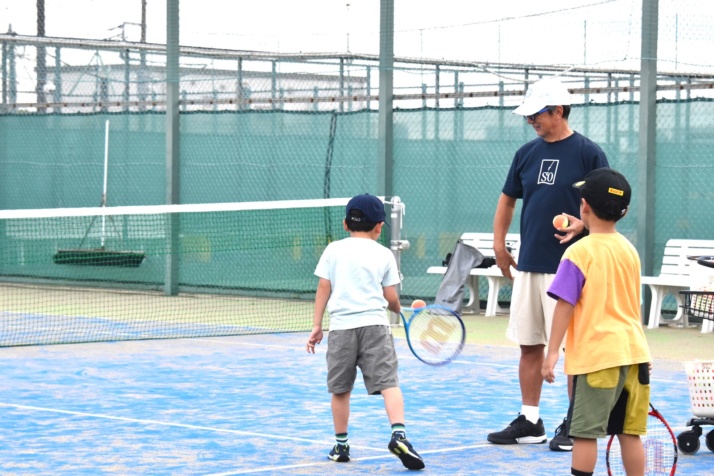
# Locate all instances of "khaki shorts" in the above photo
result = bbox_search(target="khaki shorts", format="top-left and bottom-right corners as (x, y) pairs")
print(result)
(326, 325), (399, 395)
(568, 363), (650, 438)
(506, 271), (557, 346)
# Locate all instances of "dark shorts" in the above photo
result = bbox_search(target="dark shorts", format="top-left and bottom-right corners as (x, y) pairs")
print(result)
(567, 363), (650, 439)
(326, 325), (399, 395)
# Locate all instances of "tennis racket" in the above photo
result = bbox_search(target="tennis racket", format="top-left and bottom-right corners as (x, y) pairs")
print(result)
(606, 403), (678, 476)
(398, 304), (465, 366)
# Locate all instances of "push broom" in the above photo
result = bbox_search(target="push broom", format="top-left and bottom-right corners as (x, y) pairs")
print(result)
(53, 120), (145, 268)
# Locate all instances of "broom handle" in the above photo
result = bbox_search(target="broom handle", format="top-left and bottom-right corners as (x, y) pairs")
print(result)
(101, 119), (110, 248)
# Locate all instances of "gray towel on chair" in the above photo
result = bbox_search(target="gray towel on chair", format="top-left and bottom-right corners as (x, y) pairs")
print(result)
(434, 240), (486, 313)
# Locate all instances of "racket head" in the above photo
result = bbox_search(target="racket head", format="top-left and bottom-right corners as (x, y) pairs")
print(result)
(401, 304), (465, 366)
(606, 404), (678, 476)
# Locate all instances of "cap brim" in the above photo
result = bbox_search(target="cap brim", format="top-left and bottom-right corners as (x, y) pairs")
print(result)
(512, 100), (546, 116)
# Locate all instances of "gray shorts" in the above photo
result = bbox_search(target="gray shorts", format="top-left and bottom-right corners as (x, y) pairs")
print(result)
(326, 325), (399, 395)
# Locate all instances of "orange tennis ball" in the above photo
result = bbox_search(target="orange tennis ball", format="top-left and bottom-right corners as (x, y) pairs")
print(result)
(552, 214), (569, 230)
(411, 299), (426, 309)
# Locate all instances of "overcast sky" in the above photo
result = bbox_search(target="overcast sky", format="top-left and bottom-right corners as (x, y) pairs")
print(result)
(2, 1), (713, 77)
(0, 1), (648, 65)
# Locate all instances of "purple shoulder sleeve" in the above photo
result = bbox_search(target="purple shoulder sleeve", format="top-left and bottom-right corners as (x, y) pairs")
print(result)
(547, 259), (584, 306)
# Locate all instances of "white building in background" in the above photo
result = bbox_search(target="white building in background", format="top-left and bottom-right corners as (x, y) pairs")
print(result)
(0, 34), (371, 113)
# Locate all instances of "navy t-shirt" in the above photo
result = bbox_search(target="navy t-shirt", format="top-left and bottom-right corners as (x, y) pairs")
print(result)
(502, 131), (609, 274)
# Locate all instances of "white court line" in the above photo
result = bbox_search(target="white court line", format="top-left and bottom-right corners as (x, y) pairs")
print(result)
(193, 339), (308, 351)
(0, 402), (348, 448)
(0, 401), (496, 475)
(203, 444), (494, 476)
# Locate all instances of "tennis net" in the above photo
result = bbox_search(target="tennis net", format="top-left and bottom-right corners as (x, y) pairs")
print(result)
(0, 198), (372, 347)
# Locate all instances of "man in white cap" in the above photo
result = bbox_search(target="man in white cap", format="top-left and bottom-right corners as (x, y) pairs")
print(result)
(487, 78), (609, 452)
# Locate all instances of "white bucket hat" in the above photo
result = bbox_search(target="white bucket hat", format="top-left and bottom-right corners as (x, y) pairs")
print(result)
(512, 78), (571, 116)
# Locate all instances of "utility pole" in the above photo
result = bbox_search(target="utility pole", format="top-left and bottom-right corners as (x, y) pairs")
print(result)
(377, 0), (394, 198)
(639, 0), (658, 323)
(164, 0), (181, 295)
(138, 0), (148, 110)
(141, 0), (147, 44)
(36, 0), (47, 111)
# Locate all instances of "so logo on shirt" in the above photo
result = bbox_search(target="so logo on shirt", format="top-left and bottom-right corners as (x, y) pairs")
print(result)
(537, 159), (559, 185)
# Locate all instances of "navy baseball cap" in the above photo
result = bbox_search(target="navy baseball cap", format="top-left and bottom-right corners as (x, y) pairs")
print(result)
(345, 194), (388, 225)
(573, 168), (631, 217)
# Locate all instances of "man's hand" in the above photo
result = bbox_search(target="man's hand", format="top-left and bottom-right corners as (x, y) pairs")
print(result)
(495, 248), (517, 280)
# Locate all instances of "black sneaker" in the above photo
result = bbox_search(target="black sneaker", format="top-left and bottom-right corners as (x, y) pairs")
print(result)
(388, 434), (425, 470)
(487, 414), (547, 445)
(549, 418), (573, 452)
(328, 444), (350, 462)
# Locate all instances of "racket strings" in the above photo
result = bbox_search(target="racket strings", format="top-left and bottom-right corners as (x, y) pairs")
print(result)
(407, 310), (464, 364)
(643, 423), (676, 473)
(606, 413), (676, 476)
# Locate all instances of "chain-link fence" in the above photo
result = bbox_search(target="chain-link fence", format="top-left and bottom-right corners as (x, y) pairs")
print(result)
(2, 0), (714, 315)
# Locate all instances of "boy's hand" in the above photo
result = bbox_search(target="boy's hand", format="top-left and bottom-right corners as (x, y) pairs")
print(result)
(306, 327), (323, 354)
(542, 351), (559, 383)
(554, 213), (584, 244)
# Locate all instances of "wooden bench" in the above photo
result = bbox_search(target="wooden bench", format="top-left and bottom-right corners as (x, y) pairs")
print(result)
(427, 233), (520, 316)
(641, 239), (714, 332)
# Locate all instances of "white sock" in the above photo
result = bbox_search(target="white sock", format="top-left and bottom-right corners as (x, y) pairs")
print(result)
(521, 405), (539, 424)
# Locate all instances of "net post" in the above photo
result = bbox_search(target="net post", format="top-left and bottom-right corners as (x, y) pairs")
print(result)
(388, 196), (408, 325)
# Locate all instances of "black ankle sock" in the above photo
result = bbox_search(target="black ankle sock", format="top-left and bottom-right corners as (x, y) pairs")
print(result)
(571, 469), (593, 476)
(391, 423), (406, 439)
(335, 433), (348, 447)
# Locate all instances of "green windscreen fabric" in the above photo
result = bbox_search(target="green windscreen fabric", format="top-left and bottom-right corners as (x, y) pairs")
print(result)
(1, 100), (713, 344)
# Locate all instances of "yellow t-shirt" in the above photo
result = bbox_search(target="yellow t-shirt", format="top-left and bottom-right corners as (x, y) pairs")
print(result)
(547, 232), (651, 375)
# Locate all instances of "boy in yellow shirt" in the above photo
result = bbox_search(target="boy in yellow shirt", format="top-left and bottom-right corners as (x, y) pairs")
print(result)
(542, 168), (651, 476)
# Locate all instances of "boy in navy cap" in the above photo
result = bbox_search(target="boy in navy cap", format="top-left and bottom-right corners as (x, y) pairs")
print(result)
(307, 194), (425, 470)
(542, 168), (652, 476)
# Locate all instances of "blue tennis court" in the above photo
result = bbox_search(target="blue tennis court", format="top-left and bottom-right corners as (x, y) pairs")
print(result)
(0, 331), (709, 475)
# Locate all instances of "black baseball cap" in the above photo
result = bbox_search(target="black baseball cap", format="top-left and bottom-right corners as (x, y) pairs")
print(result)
(573, 168), (631, 217)
(345, 193), (388, 225)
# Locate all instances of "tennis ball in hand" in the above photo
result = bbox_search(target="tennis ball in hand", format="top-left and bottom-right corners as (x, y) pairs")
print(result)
(411, 299), (427, 309)
(552, 214), (569, 230)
